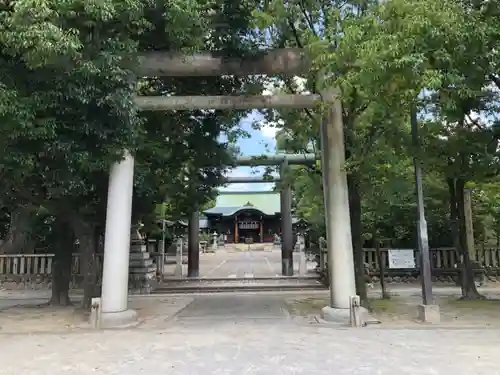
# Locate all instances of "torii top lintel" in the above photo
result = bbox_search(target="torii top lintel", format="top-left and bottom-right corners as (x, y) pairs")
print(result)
(135, 48), (310, 77)
(234, 153), (317, 166)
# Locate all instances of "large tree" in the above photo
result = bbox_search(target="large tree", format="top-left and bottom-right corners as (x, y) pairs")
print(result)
(0, 0), (262, 307)
(251, 0), (412, 305)
(330, 0), (500, 298)
(252, 0), (500, 302)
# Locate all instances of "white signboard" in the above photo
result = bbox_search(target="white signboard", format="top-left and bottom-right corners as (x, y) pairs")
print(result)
(388, 249), (416, 269)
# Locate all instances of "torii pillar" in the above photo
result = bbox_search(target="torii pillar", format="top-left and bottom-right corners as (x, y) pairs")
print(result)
(280, 159), (294, 276)
(187, 210), (200, 277)
(319, 87), (357, 322)
(99, 151), (137, 327)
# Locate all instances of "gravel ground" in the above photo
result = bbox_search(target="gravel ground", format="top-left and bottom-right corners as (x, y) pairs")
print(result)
(1, 322), (499, 375)
(1, 292), (500, 374)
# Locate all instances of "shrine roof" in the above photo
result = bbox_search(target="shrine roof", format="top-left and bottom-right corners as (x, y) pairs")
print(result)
(203, 191), (281, 217)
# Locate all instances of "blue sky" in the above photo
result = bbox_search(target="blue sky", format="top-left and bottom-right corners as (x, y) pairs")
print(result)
(218, 77), (310, 192)
(220, 110), (278, 192)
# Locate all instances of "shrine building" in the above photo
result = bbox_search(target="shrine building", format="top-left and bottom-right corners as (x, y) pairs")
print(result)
(203, 191), (282, 243)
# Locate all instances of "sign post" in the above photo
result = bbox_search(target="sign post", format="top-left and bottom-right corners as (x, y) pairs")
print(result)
(297, 234), (307, 276)
(388, 249), (416, 270)
(175, 237), (183, 277)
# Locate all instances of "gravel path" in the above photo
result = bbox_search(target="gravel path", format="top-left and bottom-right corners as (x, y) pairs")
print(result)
(2, 284), (500, 374)
(0, 322), (498, 375)
(1, 291), (500, 374)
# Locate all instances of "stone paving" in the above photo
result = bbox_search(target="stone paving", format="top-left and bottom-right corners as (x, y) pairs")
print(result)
(174, 293), (288, 321)
(163, 247), (316, 279)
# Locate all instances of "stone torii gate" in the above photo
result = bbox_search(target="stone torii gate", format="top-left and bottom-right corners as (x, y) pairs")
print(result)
(235, 153), (316, 277)
(98, 49), (357, 327)
(185, 152), (318, 278)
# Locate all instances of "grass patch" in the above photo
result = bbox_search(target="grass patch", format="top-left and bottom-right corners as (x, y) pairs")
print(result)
(437, 297), (500, 325)
(370, 298), (401, 313)
(445, 297), (500, 310)
(286, 294), (500, 325)
(368, 297), (418, 321)
(285, 297), (328, 316)
(285, 296), (410, 317)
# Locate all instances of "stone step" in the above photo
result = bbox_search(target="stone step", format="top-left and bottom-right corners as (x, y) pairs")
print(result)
(130, 244), (147, 252)
(129, 259), (154, 267)
(129, 266), (156, 274)
(162, 275), (320, 282)
(154, 282), (326, 294)
(130, 252), (151, 260)
(155, 277), (325, 293)
(129, 273), (157, 281)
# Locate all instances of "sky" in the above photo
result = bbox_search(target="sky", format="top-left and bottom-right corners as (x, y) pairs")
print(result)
(218, 77), (310, 193)
(220, 110), (279, 192)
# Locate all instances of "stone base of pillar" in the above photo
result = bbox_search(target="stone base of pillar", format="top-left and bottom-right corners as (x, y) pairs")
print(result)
(174, 264), (183, 278)
(320, 305), (381, 326)
(187, 269), (199, 278)
(298, 253), (307, 276)
(417, 304), (440, 323)
(320, 306), (351, 324)
(100, 309), (138, 328)
(128, 226), (157, 294)
(281, 258), (293, 276)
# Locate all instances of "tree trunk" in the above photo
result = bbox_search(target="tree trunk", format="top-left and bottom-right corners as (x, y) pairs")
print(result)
(72, 219), (98, 310)
(374, 233), (390, 299)
(347, 173), (368, 307)
(0, 205), (35, 254)
(456, 179), (483, 299)
(447, 178), (465, 293)
(50, 218), (74, 306)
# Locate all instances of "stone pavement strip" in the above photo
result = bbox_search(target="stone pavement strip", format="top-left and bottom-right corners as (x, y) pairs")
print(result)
(1, 292), (500, 374)
(163, 247), (316, 278)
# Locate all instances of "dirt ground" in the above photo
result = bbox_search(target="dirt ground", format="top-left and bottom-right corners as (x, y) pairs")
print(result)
(0, 296), (194, 334)
(285, 288), (500, 328)
(3, 286), (500, 334)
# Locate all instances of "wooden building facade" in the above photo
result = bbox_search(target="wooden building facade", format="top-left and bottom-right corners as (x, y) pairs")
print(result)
(203, 191), (281, 243)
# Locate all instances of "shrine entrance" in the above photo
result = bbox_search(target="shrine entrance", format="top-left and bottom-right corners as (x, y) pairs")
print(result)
(97, 48), (359, 328)
(237, 219), (260, 243)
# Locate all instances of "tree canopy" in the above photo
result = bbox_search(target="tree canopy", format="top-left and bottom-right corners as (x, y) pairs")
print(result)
(0, 0), (262, 305)
(252, 0), (500, 301)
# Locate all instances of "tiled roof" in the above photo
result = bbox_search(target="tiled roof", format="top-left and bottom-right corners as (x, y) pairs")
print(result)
(203, 191), (281, 216)
(203, 206), (244, 216)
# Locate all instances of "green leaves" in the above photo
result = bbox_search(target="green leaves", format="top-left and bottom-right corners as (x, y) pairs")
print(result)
(247, 0), (500, 247)
(0, 0), (81, 67)
(0, 0), (262, 230)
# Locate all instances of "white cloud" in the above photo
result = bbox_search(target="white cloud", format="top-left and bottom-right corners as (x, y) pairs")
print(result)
(257, 76), (310, 142)
(262, 76), (309, 96)
(217, 76), (312, 192)
(259, 120), (282, 139)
